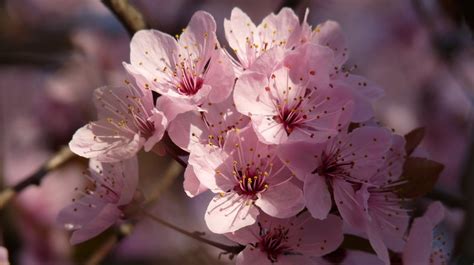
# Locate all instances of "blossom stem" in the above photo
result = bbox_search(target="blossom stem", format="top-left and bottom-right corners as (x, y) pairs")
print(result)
(0, 146), (75, 209)
(101, 0), (147, 37)
(141, 209), (245, 255)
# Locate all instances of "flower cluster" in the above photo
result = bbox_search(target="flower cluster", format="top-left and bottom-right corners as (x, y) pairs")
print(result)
(59, 7), (445, 265)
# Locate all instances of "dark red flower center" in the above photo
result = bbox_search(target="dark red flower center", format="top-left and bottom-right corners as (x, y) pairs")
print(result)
(258, 226), (292, 263)
(233, 168), (268, 199)
(178, 70), (204, 96)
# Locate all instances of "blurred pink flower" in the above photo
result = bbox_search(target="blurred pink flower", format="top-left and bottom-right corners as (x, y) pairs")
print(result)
(403, 202), (447, 265)
(0, 247), (10, 265)
(124, 11), (235, 122)
(188, 126), (304, 233)
(57, 157), (139, 244)
(278, 126), (391, 220)
(226, 212), (344, 265)
(234, 59), (353, 145)
(69, 82), (167, 162)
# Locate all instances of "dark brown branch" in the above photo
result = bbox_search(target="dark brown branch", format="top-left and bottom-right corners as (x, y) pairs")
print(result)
(142, 209), (244, 255)
(426, 189), (466, 209)
(102, 0), (147, 37)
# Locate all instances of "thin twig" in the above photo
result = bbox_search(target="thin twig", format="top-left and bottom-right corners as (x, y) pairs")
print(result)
(141, 209), (244, 255)
(84, 223), (134, 265)
(102, 0), (147, 37)
(426, 189), (466, 209)
(0, 146), (75, 209)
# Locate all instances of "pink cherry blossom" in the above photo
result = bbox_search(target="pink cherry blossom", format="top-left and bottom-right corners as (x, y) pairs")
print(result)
(403, 202), (447, 265)
(124, 11), (235, 121)
(188, 125), (304, 233)
(167, 95), (249, 152)
(346, 134), (409, 264)
(234, 58), (354, 145)
(69, 80), (167, 162)
(226, 212), (344, 265)
(224, 7), (301, 72)
(57, 157), (139, 244)
(278, 126), (392, 221)
(295, 11), (384, 122)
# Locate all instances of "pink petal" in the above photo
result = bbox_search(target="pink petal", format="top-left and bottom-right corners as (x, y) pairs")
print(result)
(255, 181), (304, 218)
(187, 144), (233, 191)
(224, 8), (258, 68)
(129, 29), (179, 94)
(304, 173), (332, 219)
(234, 71), (276, 116)
(366, 221), (390, 265)
(403, 202), (445, 265)
(70, 204), (122, 245)
(289, 213), (344, 256)
(333, 178), (366, 230)
(183, 164), (208, 198)
(168, 95), (249, 151)
(224, 222), (260, 245)
(69, 120), (142, 163)
(284, 43), (333, 89)
(337, 126), (392, 179)
(116, 157), (139, 205)
(204, 49), (235, 104)
(247, 46), (285, 77)
(334, 74), (384, 122)
(235, 246), (272, 265)
(205, 192), (259, 233)
(260, 8), (300, 49)
(278, 142), (326, 181)
(143, 109), (167, 152)
(155, 95), (198, 122)
(57, 196), (109, 240)
(179, 11), (217, 63)
(251, 115), (288, 145)
(311, 20), (348, 67)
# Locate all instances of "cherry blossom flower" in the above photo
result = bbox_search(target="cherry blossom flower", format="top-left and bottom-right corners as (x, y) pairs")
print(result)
(278, 126), (392, 221)
(188, 126), (304, 233)
(167, 95), (249, 152)
(124, 11), (235, 122)
(226, 212), (344, 265)
(57, 157), (139, 244)
(234, 60), (354, 145)
(299, 14), (384, 122)
(348, 134), (410, 264)
(168, 96), (250, 198)
(403, 202), (447, 265)
(224, 7), (301, 72)
(69, 80), (167, 162)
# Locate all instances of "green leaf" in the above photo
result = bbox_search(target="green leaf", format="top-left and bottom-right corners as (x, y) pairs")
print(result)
(395, 157), (444, 198)
(404, 127), (425, 156)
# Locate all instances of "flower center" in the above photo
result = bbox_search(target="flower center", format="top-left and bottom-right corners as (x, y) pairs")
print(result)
(258, 226), (292, 262)
(233, 168), (269, 199)
(178, 70), (204, 96)
(313, 151), (353, 178)
(274, 101), (306, 135)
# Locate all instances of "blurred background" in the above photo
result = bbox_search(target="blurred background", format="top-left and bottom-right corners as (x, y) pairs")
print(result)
(0, 0), (473, 264)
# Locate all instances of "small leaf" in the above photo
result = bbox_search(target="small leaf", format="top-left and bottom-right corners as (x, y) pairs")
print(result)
(404, 127), (425, 156)
(395, 157), (444, 198)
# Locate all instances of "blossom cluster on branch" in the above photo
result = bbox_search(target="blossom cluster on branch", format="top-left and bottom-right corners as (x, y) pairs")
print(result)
(57, 7), (446, 265)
